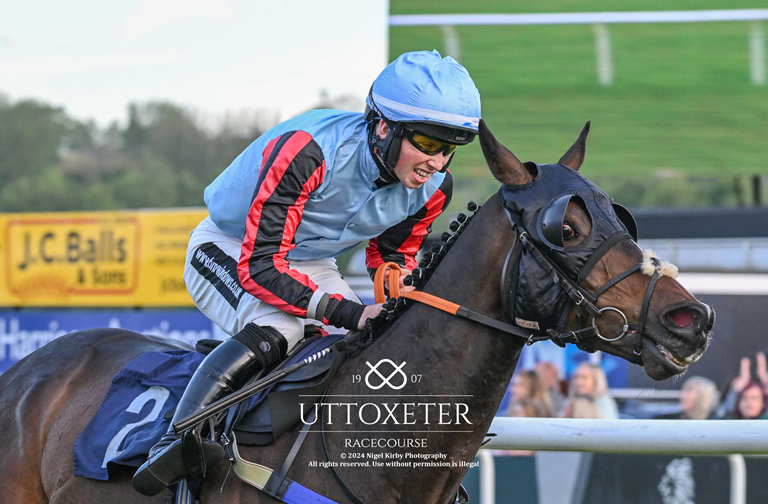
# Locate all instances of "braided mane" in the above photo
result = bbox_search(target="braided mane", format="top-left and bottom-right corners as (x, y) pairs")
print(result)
(339, 202), (481, 353)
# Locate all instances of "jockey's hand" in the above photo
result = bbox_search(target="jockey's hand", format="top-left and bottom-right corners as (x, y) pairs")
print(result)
(383, 267), (415, 293)
(357, 302), (386, 330)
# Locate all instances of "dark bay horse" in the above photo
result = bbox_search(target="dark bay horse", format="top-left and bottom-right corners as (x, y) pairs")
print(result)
(0, 121), (713, 503)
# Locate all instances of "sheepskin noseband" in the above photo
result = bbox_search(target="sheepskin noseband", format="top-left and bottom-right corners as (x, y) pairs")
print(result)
(641, 249), (679, 279)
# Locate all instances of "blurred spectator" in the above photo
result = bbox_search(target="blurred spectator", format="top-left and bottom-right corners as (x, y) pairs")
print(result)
(716, 353), (768, 419)
(508, 398), (550, 419)
(505, 370), (552, 417)
(560, 363), (619, 419)
(496, 369), (552, 416)
(535, 361), (566, 414)
(655, 376), (719, 419)
(735, 382), (768, 419)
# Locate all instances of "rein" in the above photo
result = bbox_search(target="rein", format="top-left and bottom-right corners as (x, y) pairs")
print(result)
(373, 263), (541, 341)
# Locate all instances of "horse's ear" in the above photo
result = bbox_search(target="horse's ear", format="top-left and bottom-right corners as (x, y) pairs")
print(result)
(479, 119), (531, 185)
(558, 121), (591, 171)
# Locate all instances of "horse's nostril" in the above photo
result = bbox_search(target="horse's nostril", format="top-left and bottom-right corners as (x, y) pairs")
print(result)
(705, 304), (716, 332)
(668, 308), (695, 328)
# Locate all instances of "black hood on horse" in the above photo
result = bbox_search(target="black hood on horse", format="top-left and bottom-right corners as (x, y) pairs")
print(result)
(499, 162), (637, 337)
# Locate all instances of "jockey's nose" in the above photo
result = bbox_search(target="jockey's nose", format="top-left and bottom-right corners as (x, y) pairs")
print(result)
(426, 152), (446, 171)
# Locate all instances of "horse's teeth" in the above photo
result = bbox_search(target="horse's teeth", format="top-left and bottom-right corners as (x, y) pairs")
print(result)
(656, 343), (686, 367)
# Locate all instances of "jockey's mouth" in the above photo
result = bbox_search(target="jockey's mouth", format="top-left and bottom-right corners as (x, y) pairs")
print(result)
(413, 167), (436, 183)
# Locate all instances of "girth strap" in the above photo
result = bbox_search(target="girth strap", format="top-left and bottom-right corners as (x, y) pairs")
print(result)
(263, 406), (318, 498)
(228, 430), (339, 504)
(321, 402), (367, 504)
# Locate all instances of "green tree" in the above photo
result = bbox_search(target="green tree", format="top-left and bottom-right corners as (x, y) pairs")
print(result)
(0, 98), (67, 183)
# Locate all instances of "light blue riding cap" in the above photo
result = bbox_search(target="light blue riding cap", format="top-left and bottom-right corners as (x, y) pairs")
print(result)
(365, 50), (481, 133)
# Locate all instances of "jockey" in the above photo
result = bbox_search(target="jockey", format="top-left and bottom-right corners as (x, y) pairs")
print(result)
(132, 50), (481, 496)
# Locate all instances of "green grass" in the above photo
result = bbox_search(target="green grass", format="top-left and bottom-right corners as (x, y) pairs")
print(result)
(390, 1), (768, 207)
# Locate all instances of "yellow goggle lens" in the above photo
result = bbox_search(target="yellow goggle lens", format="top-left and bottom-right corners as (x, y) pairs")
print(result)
(410, 132), (458, 156)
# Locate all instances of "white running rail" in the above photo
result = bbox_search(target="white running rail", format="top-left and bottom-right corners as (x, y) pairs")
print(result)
(477, 417), (762, 504)
(390, 10), (768, 86)
(390, 10), (768, 27)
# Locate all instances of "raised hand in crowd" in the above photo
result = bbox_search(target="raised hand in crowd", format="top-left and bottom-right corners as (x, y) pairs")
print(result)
(756, 351), (768, 392)
(715, 353), (768, 419)
(730, 357), (752, 393)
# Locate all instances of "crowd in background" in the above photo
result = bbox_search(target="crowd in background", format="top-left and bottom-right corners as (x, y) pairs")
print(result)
(497, 351), (768, 432)
(498, 361), (620, 421)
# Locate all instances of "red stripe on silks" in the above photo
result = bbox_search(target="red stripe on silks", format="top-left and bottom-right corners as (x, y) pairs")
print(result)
(278, 162), (325, 258)
(365, 237), (385, 269)
(273, 162), (326, 287)
(397, 189), (447, 268)
(238, 131), (316, 316)
(403, 254), (418, 272)
(261, 137), (279, 165)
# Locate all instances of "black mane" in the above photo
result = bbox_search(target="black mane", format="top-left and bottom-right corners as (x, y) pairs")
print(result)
(340, 201), (481, 353)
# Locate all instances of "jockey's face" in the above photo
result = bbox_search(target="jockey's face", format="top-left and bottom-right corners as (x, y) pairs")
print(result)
(377, 121), (451, 189)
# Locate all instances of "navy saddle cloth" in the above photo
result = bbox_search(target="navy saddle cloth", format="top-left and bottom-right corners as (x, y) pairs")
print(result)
(74, 334), (343, 481)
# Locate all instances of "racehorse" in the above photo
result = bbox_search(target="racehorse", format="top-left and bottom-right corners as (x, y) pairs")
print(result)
(0, 121), (713, 504)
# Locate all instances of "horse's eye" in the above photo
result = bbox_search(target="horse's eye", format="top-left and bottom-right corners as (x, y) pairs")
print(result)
(563, 224), (577, 240)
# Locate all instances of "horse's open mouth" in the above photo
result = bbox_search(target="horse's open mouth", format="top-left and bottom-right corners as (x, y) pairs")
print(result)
(642, 337), (687, 379)
(641, 333), (708, 380)
(656, 342), (687, 368)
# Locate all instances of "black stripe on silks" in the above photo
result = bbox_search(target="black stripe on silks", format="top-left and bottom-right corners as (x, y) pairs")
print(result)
(247, 135), (325, 311)
(191, 242), (246, 309)
(373, 171), (453, 268)
(252, 131), (298, 203)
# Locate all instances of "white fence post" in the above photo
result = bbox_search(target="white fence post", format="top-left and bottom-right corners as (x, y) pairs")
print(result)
(593, 23), (613, 85)
(750, 21), (766, 85)
(440, 25), (461, 61)
(728, 454), (747, 504)
(477, 449), (495, 504)
(478, 419), (759, 504)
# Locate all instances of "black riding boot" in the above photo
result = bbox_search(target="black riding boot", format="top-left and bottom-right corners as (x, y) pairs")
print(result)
(132, 324), (287, 496)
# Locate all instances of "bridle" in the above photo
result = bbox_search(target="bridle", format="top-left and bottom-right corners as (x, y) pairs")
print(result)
(374, 197), (687, 356)
(507, 215), (654, 355)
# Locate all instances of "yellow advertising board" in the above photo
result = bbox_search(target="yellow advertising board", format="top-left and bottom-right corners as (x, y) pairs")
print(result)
(0, 209), (208, 307)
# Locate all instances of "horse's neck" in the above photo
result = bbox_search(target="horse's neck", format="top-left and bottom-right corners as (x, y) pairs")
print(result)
(358, 196), (523, 434)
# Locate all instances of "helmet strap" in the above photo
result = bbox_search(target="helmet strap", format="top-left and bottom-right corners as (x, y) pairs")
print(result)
(368, 119), (403, 186)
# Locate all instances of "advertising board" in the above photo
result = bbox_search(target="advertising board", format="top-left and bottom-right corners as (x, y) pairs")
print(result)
(0, 209), (206, 307)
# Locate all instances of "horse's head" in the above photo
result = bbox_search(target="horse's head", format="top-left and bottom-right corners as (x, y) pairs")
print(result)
(479, 120), (713, 380)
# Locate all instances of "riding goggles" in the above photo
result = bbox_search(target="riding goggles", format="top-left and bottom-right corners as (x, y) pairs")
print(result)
(403, 129), (459, 157)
